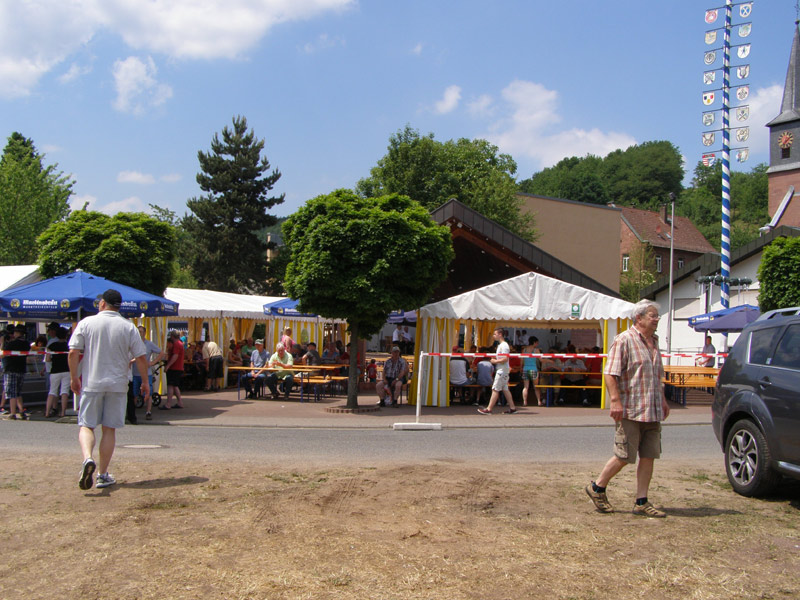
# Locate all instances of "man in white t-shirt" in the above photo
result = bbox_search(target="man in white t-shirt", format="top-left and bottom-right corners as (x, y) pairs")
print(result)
(478, 328), (517, 414)
(69, 289), (148, 490)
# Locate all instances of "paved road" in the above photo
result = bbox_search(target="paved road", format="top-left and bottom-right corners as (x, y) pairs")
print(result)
(0, 420), (722, 465)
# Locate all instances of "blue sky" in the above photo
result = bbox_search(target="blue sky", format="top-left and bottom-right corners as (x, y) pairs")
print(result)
(0, 1), (795, 219)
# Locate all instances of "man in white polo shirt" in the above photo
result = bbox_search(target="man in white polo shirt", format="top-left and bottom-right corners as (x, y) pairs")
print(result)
(69, 289), (148, 491)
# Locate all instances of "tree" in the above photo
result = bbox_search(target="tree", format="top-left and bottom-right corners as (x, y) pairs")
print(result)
(757, 236), (800, 311)
(37, 211), (176, 296)
(282, 189), (454, 408)
(601, 141), (684, 208)
(619, 243), (657, 302)
(518, 155), (610, 205)
(183, 116), (284, 293)
(357, 126), (537, 240)
(149, 204), (198, 288)
(0, 132), (73, 265)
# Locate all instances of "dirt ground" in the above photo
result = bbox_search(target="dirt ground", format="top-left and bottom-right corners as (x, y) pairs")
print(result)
(1, 454), (798, 600)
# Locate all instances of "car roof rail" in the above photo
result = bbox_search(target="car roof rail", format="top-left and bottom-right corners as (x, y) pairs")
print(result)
(757, 306), (800, 321)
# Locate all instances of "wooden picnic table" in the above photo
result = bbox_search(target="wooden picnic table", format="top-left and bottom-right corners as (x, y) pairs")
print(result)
(662, 365), (719, 405)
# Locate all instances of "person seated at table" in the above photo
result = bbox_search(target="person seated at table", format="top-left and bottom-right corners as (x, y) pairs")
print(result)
(539, 349), (564, 404)
(265, 342), (294, 400)
(321, 342), (339, 364)
(562, 344), (588, 405)
(449, 344), (472, 403)
(240, 337), (255, 368)
(696, 335), (716, 367)
(583, 346), (603, 406)
(280, 327), (296, 355)
(376, 346), (409, 407)
(226, 340), (242, 387)
(242, 339), (268, 399)
(301, 341), (322, 366)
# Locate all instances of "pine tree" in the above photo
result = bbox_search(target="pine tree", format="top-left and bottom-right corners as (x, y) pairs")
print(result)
(183, 116), (284, 292)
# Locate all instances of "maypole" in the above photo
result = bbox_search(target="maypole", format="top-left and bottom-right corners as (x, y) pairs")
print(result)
(702, 1), (752, 349)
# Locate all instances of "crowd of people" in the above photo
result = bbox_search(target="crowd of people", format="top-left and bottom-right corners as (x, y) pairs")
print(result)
(448, 332), (606, 410)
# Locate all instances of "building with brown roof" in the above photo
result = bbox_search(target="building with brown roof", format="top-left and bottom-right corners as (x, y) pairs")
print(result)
(617, 205), (716, 278)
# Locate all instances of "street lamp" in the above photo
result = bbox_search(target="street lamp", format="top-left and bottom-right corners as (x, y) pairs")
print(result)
(666, 192), (676, 361)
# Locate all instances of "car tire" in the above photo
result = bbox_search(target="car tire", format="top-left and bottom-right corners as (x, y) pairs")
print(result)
(724, 419), (781, 497)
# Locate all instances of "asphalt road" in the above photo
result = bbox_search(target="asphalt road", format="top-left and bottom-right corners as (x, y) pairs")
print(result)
(0, 420), (722, 466)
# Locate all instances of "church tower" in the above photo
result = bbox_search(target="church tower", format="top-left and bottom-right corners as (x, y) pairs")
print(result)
(767, 22), (800, 227)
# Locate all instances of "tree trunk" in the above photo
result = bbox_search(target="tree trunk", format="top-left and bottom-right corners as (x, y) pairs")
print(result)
(346, 323), (360, 409)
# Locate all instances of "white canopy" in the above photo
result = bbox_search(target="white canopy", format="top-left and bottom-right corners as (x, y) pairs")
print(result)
(0, 265), (41, 293)
(164, 287), (283, 319)
(420, 271), (634, 322)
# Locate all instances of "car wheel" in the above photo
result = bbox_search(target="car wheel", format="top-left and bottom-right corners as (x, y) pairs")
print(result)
(724, 419), (781, 497)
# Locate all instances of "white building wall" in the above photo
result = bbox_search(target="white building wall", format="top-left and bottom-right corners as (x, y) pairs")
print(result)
(653, 251), (763, 364)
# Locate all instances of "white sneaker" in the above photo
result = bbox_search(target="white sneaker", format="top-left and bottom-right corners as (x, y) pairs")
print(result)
(79, 458), (96, 490)
(96, 473), (116, 488)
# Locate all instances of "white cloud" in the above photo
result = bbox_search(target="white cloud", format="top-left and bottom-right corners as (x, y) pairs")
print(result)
(485, 79), (637, 168)
(411, 42), (423, 56)
(41, 144), (62, 154)
(70, 194), (98, 212)
(467, 94), (494, 118)
(0, 0), (355, 96)
(106, 0), (354, 59)
(434, 85), (461, 115)
(301, 33), (345, 55)
(112, 56), (173, 114)
(117, 170), (156, 184)
(160, 173), (182, 183)
(58, 62), (92, 84)
(96, 196), (148, 215)
(744, 84), (782, 161)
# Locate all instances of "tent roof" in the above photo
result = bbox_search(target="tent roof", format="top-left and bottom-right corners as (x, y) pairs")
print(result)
(165, 288), (283, 319)
(0, 265), (41, 293)
(419, 271), (635, 322)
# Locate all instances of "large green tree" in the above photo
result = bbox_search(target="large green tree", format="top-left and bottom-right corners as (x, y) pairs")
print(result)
(149, 204), (198, 288)
(283, 189), (454, 408)
(37, 211), (175, 296)
(518, 155), (610, 205)
(357, 126), (536, 240)
(183, 116), (283, 293)
(0, 132), (73, 265)
(679, 161), (768, 250)
(757, 236), (800, 311)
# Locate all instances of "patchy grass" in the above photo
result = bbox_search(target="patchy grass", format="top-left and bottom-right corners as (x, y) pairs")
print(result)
(0, 455), (797, 600)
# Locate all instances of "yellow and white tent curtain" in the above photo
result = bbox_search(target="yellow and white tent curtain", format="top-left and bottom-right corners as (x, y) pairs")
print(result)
(268, 317), (327, 352)
(410, 316), (457, 407)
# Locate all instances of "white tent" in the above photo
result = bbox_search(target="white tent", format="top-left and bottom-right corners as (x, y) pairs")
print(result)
(414, 272), (635, 407)
(0, 265), (41, 293)
(164, 288), (282, 319)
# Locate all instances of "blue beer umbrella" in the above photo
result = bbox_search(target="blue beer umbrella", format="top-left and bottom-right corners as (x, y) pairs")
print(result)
(693, 306), (760, 333)
(0, 270), (179, 319)
(263, 297), (317, 318)
(688, 304), (759, 328)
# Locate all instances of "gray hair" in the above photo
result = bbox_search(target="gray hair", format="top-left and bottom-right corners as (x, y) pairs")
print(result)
(276, 342), (284, 351)
(632, 299), (660, 321)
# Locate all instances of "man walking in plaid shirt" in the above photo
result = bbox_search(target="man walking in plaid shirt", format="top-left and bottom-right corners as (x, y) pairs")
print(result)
(585, 299), (670, 518)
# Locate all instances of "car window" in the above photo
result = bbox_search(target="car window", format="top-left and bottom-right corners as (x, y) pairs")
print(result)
(748, 327), (780, 365)
(770, 324), (800, 370)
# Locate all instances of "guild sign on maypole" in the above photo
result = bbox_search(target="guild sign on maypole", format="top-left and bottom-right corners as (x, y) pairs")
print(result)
(701, 0), (752, 344)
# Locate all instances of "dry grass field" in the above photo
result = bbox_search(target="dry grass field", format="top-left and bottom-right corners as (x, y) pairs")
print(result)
(1, 453), (798, 600)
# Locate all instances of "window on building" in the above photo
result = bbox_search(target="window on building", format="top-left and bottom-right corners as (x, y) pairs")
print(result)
(782, 146), (791, 160)
(622, 255), (629, 272)
(655, 255), (662, 273)
(678, 258), (684, 269)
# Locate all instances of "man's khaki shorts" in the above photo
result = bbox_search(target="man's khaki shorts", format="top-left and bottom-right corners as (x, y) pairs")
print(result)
(614, 419), (661, 464)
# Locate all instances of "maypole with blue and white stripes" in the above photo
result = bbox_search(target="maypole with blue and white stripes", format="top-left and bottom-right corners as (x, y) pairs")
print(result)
(701, 1), (752, 346)
(721, 1), (732, 312)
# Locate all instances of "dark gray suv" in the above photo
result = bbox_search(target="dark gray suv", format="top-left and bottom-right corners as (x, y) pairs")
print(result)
(712, 307), (800, 496)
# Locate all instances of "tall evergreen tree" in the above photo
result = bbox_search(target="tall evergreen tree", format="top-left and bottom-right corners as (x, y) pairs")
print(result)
(0, 132), (73, 265)
(183, 116), (284, 293)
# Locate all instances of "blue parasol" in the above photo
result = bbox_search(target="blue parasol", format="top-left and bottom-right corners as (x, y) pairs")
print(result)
(263, 297), (317, 318)
(692, 306), (760, 333)
(0, 271), (178, 319)
(688, 304), (759, 327)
